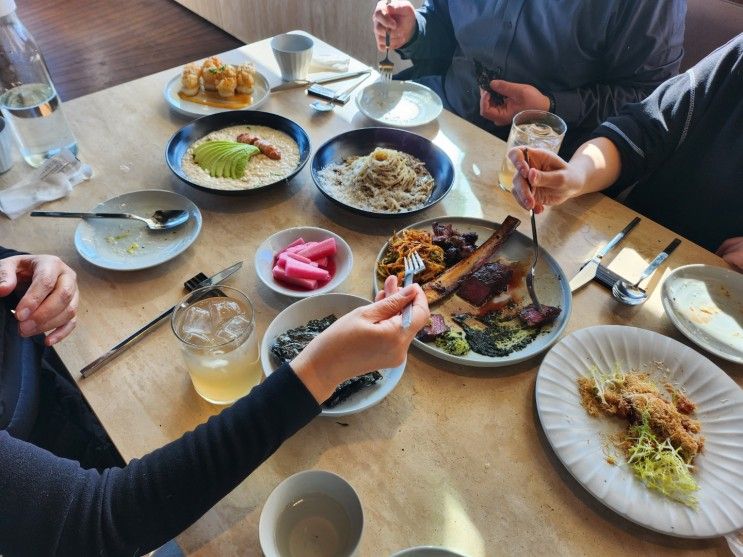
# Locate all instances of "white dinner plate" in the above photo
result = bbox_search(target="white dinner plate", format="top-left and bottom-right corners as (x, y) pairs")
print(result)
(356, 80), (443, 127)
(536, 325), (743, 538)
(373, 216), (572, 367)
(164, 55), (271, 118)
(260, 293), (405, 417)
(74, 189), (202, 271)
(661, 264), (743, 364)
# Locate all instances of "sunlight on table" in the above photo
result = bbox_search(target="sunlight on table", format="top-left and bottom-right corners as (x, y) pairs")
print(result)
(434, 129), (484, 218)
(443, 491), (485, 557)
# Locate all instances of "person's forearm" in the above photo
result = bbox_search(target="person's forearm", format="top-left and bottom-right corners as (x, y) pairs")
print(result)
(567, 137), (623, 198)
(0, 364), (320, 556)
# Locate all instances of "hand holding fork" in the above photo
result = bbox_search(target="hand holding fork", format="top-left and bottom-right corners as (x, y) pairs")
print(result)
(378, 0), (395, 81)
(401, 251), (425, 328)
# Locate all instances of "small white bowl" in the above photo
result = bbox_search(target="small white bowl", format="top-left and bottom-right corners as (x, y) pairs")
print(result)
(259, 470), (364, 557)
(260, 293), (406, 417)
(255, 226), (353, 298)
(390, 547), (469, 557)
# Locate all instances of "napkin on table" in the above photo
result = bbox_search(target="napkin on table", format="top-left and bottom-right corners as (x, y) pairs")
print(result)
(310, 52), (351, 73)
(0, 149), (92, 219)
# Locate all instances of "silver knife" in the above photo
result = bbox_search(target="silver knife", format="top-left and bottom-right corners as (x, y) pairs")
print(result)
(80, 261), (243, 378)
(569, 217), (641, 292)
(270, 69), (370, 92)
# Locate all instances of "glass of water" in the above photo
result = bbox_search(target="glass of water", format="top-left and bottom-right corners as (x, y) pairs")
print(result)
(171, 285), (261, 405)
(498, 109), (567, 192)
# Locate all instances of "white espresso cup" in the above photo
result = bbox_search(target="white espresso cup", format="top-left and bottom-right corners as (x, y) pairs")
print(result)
(271, 33), (314, 81)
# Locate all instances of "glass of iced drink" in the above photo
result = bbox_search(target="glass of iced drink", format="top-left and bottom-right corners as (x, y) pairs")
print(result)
(498, 109), (567, 192)
(171, 285), (260, 405)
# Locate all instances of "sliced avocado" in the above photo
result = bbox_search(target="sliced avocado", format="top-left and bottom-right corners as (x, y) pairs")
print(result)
(212, 149), (233, 177)
(193, 141), (260, 178)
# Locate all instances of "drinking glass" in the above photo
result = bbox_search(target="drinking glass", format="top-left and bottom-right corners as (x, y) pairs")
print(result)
(498, 109), (567, 192)
(171, 285), (261, 405)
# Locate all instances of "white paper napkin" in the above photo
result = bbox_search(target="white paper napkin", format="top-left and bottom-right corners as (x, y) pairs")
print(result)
(310, 52), (350, 73)
(0, 149), (92, 219)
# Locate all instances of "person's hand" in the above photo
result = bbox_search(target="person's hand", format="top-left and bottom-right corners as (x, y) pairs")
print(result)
(291, 275), (429, 404)
(0, 255), (79, 345)
(507, 147), (582, 214)
(479, 80), (550, 126)
(372, 0), (417, 51)
(716, 237), (743, 272)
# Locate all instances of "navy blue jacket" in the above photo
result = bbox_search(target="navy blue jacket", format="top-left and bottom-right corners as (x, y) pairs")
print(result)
(400, 0), (686, 155)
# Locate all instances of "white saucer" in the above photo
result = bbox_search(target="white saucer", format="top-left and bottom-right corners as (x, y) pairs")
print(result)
(74, 189), (202, 271)
(661, 264), (743, 363)
(356, 80), (442, 127)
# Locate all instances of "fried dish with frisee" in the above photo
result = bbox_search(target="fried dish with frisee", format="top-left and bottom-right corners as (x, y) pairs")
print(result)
(578, 368), (703, 507)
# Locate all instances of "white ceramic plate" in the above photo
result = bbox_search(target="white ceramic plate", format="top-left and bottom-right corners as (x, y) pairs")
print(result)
(536, 325), (743, 538)
(74, 190), (202, 271)
(373, 217), (572, 367)
(164, 56), (271, 118)
(356, 80), (443, 127)
(661, 264), (743, 364)
(254, 226), (353, 298)
(260, 293), (405, 417)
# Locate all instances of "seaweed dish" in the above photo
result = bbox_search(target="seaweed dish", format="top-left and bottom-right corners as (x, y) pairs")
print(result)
(270, 315), (382, 408)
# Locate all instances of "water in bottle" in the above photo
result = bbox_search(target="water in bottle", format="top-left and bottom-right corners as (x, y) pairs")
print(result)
(0, 0), (77, 166)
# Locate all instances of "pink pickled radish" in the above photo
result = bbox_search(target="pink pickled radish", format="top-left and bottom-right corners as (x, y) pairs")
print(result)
(297, 238), (336, 260)
(315, 257), (328, 268)
(285, 241), (317, 254)
(272, 265), (318, 290)
(277, 252), (317, 267)
(285, 258), (331, 281)
(285, 237), (305, 249)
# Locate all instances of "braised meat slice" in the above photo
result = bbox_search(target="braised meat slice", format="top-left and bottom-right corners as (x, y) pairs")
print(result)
(416, 313), (450, 342)
(519, 304), (561, 327)
(457, 262), (513, 306)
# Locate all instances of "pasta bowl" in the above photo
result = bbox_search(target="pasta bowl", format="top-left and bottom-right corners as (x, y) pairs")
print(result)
(310, 127), (455, 217)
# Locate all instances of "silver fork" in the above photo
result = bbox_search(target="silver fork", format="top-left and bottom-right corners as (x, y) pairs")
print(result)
(402, 251), (425, 328)
(523, 148), (542, 311)
(378, 0), (394, 81)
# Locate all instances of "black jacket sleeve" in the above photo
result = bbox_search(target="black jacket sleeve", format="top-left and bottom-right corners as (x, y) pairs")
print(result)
(0, 363), (320, 556)
(0, 246), (25, 260)
(593, 36), (743, 195)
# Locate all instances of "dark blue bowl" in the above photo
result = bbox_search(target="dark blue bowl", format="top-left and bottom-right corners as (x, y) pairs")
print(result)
(165, 110), (311, 196)
(311, 127), (455, 217)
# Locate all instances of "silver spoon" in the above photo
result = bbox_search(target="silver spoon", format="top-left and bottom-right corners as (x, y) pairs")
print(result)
(30, 209), (190, 230)
(612, 238), (681, 305)
(310, 71), (370, 112)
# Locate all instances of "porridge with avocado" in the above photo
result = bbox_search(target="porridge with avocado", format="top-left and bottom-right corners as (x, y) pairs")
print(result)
(182, 125), (300, 190)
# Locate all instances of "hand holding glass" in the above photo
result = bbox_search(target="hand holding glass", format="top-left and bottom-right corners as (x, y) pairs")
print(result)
(498, 109), (567, 192)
